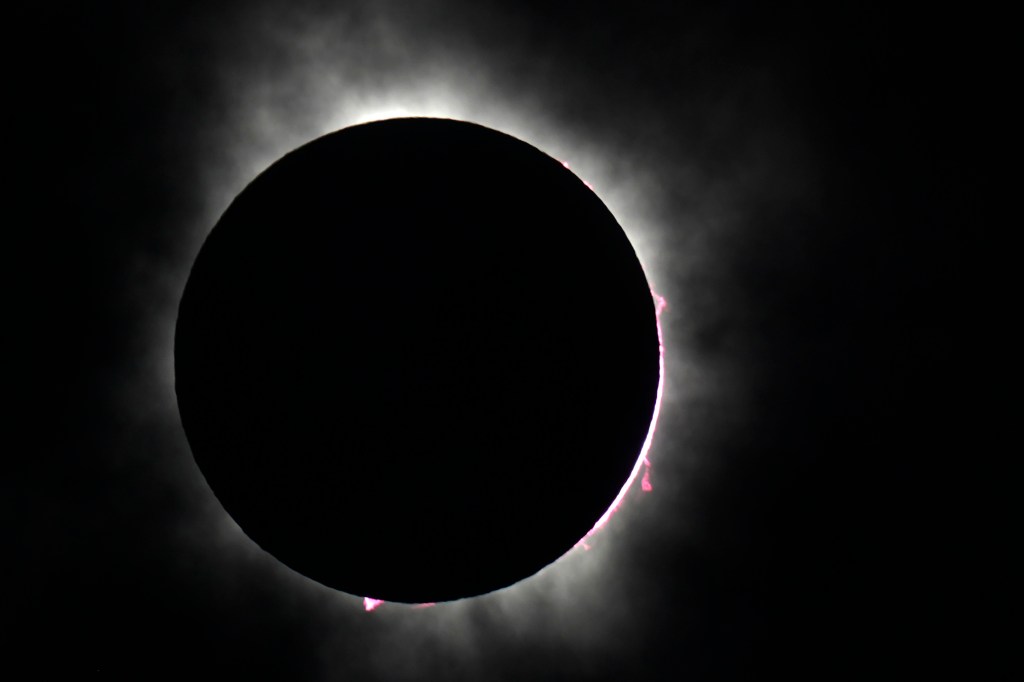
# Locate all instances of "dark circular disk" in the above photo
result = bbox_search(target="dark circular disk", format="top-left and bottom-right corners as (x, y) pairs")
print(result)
(174, 118), (660, 603)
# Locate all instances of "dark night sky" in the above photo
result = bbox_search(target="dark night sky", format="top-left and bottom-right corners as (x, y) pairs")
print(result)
(8, 1), (1005, 680)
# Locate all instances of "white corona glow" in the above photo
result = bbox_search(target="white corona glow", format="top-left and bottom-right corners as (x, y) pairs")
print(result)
(152, 7), (681, 627)
(105, 5), (823, 676)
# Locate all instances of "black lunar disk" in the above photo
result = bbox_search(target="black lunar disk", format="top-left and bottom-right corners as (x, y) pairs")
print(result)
(175, 118), (660, 603)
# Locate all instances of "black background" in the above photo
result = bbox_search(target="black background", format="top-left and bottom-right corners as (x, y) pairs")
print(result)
(8, 1), (1004, 680)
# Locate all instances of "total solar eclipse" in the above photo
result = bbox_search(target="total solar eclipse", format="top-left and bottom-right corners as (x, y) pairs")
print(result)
(174, 118), (661, 604)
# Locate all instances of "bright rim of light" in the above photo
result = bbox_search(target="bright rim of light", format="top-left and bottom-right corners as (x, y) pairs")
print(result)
(579, 290), (667, 541)
(160, 40), (673, 616)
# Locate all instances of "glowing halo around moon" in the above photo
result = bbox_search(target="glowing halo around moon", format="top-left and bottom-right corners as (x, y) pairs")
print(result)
(138, 12), (683, 631)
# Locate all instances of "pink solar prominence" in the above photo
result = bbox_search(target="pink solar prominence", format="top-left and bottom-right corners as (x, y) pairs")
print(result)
(560, 160), (596, 191)
(575, 289), (666, 546)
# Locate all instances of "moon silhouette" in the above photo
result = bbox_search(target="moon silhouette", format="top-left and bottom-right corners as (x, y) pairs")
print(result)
(174, 118), (660, 603)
